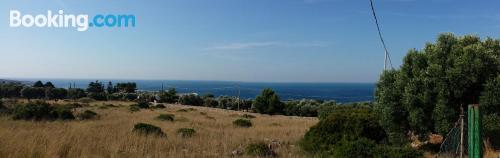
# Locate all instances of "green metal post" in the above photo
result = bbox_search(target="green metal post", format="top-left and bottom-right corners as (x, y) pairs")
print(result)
(468, 105), (482, 158)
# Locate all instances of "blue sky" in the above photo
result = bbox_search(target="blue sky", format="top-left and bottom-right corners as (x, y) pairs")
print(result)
(1, 0), (499, 82)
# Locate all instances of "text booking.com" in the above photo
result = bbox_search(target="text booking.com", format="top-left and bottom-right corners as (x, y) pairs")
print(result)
(9, 10), (135, 32)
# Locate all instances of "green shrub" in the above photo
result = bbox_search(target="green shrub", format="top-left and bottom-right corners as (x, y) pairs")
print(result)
(300, 107), (386, 154)
(0, 99), (7, 114)
(373, 146), (422, 158)
(156, 114), (175, 121)
(155, 104), (166, 108)
(484, 114), (500, 148)
(179, 94), (203, 106)
(12, 101), (75, 120)
(133, 123), (165, 137)
(135, 100), (150, 109)
(77, 110), (98, 120)
(245, 142), (275, 157)
(233, 118), (252, 127)
(241, 114), (256, 119)
(53, 105), (76, 120)
(177, 128), (196, 138)
(330, 138), (377, 158)
(129, 105), (140, 112)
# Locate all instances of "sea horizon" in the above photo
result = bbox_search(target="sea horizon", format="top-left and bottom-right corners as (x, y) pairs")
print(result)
(3, 78), (376, 103)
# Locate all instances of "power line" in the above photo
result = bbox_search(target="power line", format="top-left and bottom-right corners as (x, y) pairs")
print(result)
(369, 0), (393, 70)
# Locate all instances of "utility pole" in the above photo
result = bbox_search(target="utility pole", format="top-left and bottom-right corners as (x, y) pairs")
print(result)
(236, 84), (240, 111)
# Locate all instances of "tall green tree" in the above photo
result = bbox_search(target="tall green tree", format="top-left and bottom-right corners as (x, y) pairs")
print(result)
(87, 81), (104, 93)
(252, 88), (283, 115)
(43, 82), (55, 88)
(375, 33), (500, 143)
(159, 88), (178, 103)
(33, 81), (44, 87)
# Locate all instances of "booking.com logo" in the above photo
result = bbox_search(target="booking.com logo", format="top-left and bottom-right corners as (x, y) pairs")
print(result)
(9, 10), (135, 32)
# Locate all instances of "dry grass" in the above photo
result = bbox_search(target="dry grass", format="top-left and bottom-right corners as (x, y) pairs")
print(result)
(0, 101), (317, 158)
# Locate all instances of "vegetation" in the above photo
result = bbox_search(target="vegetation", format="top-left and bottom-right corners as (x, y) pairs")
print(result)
(252, 88), (284, 115)
(159, 88), (178, 103)
(233, 118), (252, 127)
(176, 128), (196, 138)
(300, 106), (422, 157)
(0, 102), (316, 157)
(178, 94), (203, 106)
(12, 101), (75, 120)
(76, 110), (98, 120)
(132, 123), (166, 137)
(375, 33), (500, 145)
(245, 142), (276, 157)
(156, 114), (175, 121)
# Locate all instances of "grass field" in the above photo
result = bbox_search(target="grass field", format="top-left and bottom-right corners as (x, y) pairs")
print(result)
(0, 100), (318, 158)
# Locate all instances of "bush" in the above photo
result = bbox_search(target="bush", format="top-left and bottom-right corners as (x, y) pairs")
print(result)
(133, 123), (165, 137)
(177, 128), (196, 138)
(241, 114), (256, 119)
(12, 101), (75, 120)
(246, 142), (275, 157)
(233, 118), (252, 127)
(87, 92), (107, 101)
(199, 112), (207, 115)
(77, 110), (98, 120)
(155, 104), (166, 108)
(135, 100), (150, 109)
(129, 105), (140, 112)
(179, 94), (203, 106)
(484, 114), (500, 148)
(156, 114), (175, 121)
(300, 107), (386, 154)
(53, 105), (76, 120)
(373, 146), (422, 158)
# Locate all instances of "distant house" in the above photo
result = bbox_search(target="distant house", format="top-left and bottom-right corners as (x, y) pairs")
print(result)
(178, 93), (198, 97)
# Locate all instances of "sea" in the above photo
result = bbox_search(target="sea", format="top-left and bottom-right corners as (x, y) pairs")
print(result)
(13, 79), (375, 103)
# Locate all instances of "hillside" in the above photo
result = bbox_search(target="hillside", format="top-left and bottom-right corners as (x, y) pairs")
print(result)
(0, 100), (317, 157)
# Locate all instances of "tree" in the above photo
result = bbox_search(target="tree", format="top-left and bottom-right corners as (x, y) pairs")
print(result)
(252, 88), (284, 115)
(33, 81), (44, 87)
(43, 82), (55, 88)
(374, 33), (500, 144)
(159, 88), (178, 103)
(179, 94), (203, 106)
(20, 87), (44, 100)
(106, 81), (115, 94)
(0, 82), (24, 98)
(46, 88), (68, 100)
(116, 82), (137, 93)
(67, 88), (86, 100)
(86, 80), (104, 93)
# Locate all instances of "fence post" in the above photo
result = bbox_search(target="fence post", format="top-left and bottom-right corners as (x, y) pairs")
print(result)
(468, 104), (482, 158)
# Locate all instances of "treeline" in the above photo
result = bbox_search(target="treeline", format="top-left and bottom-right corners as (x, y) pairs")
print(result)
(0, 80), (138, 101)
(1, 80), (348, 117)
(375, 33), (500, 148)
(144, 87), (347, 117)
